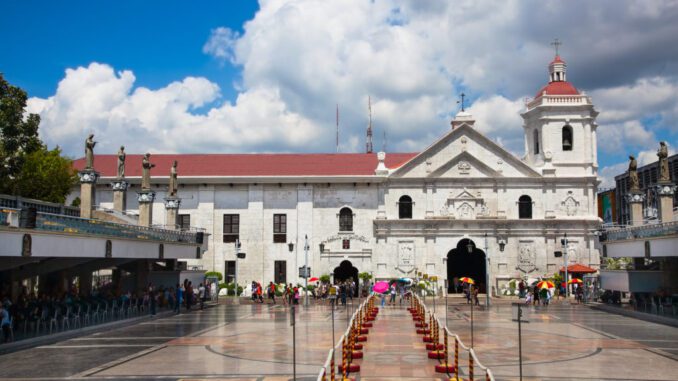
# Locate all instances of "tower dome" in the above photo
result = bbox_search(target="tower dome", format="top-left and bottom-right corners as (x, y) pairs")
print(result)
(534, 54), (579, 98)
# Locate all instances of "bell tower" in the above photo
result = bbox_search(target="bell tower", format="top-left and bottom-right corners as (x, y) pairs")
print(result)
(522, 44), (599, 177)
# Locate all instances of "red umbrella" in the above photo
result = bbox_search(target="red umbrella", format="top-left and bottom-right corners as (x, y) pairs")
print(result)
(568, 278), (583, 284)
(536, 280), (555, 289)
(459, 277), (475, 285)
(309, 277), (319, 282)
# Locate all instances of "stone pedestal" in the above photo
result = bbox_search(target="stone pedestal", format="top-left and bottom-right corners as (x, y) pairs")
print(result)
(626, 191), (646, 226)
(656, 182), (676, 223)
(164, 197), (181, 229)
(78, 170), (99, 219)
(111, 180), (128, 212)
(137, 190), (156, 227)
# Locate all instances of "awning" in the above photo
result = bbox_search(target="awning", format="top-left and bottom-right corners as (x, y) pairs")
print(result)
(559, 263), (597, 274)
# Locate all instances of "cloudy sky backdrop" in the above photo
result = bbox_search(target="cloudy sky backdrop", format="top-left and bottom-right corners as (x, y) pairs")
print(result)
(2, 0), (677, 187)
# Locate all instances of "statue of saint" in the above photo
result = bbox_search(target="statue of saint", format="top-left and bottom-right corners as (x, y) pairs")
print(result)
(141, 153), (155, 190)
(117, 146), (126, 179)
(628, 155), (639, 191)
(658, 141), (670, 182)
(168, 160), (178, 196)
(85, 134), (96, 169)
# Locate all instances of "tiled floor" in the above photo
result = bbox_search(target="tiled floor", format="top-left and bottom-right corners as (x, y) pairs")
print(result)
(0, 297), (677, 380)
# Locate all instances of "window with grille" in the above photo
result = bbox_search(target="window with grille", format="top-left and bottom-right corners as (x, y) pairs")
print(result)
(518, 195), (532, 219)
(398, 195), (413, 219)
(273, 214), (287, 243)
(339, 207), (353, 232)
(178, 214), (190, 231)
(223, 214), (239, 243)
(342, 239), (350, 250)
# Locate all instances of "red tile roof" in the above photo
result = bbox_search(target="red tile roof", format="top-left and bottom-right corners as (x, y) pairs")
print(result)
(559, 263), (597, 274)
(535, 81), (579, 97)
(73, 153), (418, 177)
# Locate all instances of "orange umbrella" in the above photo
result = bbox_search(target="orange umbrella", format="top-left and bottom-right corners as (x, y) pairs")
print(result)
(568, 278), (583, 284)
(536, 280), (555, 289)
(459, 277), (475, 285)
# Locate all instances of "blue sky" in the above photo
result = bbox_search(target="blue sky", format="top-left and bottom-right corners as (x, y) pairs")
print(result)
(2, 1), (677, 187)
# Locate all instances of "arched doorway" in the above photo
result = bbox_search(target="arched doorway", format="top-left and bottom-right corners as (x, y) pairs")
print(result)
(447, 238), (487, 293)
(333, 260), (359, 296)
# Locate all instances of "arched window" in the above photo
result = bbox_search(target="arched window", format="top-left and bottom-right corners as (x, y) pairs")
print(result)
(518, 195), (532, 219)
(398, 195), (413, 219)
(339, 207), (353, 231)
(562, 125), (573, 151)
(533, 129), (540, 154)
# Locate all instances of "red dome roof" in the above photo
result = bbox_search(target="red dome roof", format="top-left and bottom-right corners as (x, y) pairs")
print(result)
(550, 55), (565, 65)
(535, 81), (579, 97)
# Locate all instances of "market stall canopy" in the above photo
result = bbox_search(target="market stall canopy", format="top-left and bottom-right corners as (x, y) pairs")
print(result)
(560, 264), (597, 274)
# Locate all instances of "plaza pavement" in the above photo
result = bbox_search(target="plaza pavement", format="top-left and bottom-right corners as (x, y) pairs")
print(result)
(0, 296), (676, 380)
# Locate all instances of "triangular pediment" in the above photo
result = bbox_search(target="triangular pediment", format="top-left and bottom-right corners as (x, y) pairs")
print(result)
(390, 124), (541, 179)
(427, 151), (501, 178)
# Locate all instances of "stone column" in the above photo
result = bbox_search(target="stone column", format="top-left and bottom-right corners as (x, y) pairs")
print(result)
(164, 197), (181, 229)
(656, 182), (676, 223)
(78, 170), (99, 219)
(425, 183), (434, 218)
(137, 191), (156, 227)
(626, 192), (645, 226)
(111, 180), (128, 212)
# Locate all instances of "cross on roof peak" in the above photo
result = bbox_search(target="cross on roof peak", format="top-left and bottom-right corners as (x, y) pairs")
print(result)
(551, 38), (562, 56)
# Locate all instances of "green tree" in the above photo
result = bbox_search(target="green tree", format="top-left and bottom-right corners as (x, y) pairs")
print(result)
(14, 146), (78, 203)
(0, 73), (42, 194)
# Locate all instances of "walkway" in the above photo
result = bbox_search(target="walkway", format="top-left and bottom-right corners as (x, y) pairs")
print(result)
(358, 303), (448, 380)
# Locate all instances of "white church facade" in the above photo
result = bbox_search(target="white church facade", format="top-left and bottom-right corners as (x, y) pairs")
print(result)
(74, 55), (601, 294)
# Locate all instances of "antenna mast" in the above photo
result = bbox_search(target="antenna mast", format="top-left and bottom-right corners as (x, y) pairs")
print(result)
(336, 104), (339, 153)
(366, 96), (373, 153)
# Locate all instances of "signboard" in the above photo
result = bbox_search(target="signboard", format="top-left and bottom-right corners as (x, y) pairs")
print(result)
(298, 266), (311, 278)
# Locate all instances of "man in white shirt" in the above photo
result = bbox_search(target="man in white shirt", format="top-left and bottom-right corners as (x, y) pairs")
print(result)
(198, 283), (206, 310)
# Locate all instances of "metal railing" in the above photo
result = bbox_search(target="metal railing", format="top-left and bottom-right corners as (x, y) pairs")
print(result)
(603, 221), (678, 242)
(415, 294), (495, 381)
(317, 296), (372, 381)
(36, 212), (202, 244)
(0, 194), (79, 217)
(1, 208), (202, 245)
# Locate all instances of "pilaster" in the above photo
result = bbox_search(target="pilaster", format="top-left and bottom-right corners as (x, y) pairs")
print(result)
(656, 182), (676, 223)
(137, 191), (156, 227)
(626, 191), (645, 226)
(164, 196), (181, 229)
(78, 170), (99, 219)
(111, 180), (128, 212)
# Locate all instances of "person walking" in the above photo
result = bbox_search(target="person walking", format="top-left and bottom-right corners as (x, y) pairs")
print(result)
(389, 283), (397, 306)
(472, 286), (480, 306)
(268, 282), (276, 304)
(148, 282), (156, 316)
(186, 281), (193, 311)
(198, 283), (206, 310)
(175, 283), (183, 314)
(340, 283), (347, 306)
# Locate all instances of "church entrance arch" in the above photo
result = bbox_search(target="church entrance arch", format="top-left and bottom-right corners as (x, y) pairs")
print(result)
(447, 238), (487, 294)
(333, 260), (359, 296)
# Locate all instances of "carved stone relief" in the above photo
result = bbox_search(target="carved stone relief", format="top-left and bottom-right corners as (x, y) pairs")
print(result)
(397, 241), (415, 272)
(561, 191), (580, 216)
(516, 241), (536, 273)
(458, 160), (471, 175)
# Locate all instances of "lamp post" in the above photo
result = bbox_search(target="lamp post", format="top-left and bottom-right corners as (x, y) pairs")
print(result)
(484, 233), (490, 308)
(304, 235), (310, 307)
(234, 238), (240, 305)
(562, 233), (569, 301)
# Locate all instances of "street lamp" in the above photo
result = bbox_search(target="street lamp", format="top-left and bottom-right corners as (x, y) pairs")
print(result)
(466, 241), (474, 253)
(234, 238), (242, 305)
(304, 235), (310, 306)
(484, 233), (490, 308)
(498, 238), (506, 252)
(561, 233), (569, 301)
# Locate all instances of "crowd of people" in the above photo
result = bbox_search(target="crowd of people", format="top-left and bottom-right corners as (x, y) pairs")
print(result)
(0, 279), (218, 343)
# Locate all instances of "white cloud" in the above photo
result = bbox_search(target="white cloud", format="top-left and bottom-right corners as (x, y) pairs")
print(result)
(27, 63), (320, 155)
(28, 0), (678, 161)
(203, 27), (239, 63)
(599, 162), (628, 189)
